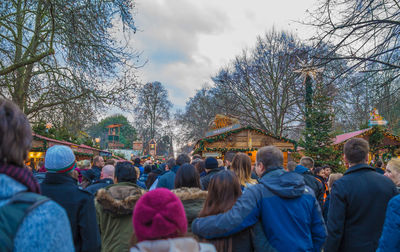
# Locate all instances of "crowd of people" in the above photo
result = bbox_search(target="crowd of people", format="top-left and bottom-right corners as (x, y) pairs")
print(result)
(2, 97), (400, 252)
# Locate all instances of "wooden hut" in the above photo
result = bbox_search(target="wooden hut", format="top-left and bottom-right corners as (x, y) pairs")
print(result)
(193, 126), (297, 167)
(29, 133), (112, 170)
(333, 127), (400, 162)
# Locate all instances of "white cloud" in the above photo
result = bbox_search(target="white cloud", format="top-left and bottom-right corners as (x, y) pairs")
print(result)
(127, 0), (318, 110)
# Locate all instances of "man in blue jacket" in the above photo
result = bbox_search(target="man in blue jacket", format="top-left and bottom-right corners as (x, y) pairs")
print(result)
(192, 146), (327, 251)
(157, 154), (190, 189)
(325, 138), (397, 252)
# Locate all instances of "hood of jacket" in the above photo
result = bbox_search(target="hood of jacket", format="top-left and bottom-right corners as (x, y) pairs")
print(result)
(260, 170), (305, 199)
(294, 165), (310, 174)
(95, 182), (145, 216)
(130, 237), (215, 252)
(172, 187), (208, 201)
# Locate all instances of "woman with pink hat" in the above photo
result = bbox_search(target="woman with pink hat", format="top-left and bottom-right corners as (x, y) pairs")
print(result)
(130, 188), (216, 252)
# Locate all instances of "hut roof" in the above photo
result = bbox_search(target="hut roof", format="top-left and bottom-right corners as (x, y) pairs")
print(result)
(194, 126), (296, 153)
(333, 127), (400, 146)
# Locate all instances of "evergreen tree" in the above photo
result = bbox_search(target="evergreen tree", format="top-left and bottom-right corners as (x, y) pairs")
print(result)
(300, 81), (342, 170)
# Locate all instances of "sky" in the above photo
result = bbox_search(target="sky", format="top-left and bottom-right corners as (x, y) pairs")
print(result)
(127, 0), (318, 112)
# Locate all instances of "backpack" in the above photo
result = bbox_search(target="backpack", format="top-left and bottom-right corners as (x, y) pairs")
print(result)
(0, 192), (50, 251)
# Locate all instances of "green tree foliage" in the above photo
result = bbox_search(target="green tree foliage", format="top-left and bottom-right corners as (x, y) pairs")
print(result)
(300, 81), (343, 171)
(87, 115), (137, 149)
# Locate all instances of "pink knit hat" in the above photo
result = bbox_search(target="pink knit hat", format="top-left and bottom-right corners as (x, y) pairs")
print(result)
(133, 188), (187, 242)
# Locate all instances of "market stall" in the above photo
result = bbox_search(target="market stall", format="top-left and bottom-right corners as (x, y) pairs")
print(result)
(29, 133), (112, 170)
(333, 127), (400, 163)
(193, 125), (297, 167)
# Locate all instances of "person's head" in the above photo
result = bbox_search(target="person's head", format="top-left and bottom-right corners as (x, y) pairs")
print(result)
(166, 158), (176, 171)
(0, 99), (32, 167)
(300, 156), (314, 171)
(101, 165), (115, 180)
(231, 153), (256, 187)
(199, 170), (242, 217)
(344, 138), (369, 166)
(376, 159), (383, 168)
(174, 164), (201, 189)
(384, 158), (400, 186)
(105, 159), (117, 166)
(93, 155), (105, 168)
(314, 166), (325, 177)
(191, 158), (201, 167)
(134, 158), (141, 166)
(114, 161), (137, 184)
(133, 188), (187, 242)
(224, 151), (236, 168)
(78, 159), (91, 170)
(323, 165), (331, 178)
(145, 172), (158, 189)
(45, 145), (77, 174)
(144, 165), (152, 174)
(176, 154), (191, 166)
(327, 173), (343, 191)
(191, 154), (202, 161)
(287, 161), (297, 172)
(217, 159), (224, 168)
(204, 157), (219, 172)
(38, 160), (45, 169)
(255, 146), (283, 176)
(80, 169), (96, 188)
(194, 160), (205, 175)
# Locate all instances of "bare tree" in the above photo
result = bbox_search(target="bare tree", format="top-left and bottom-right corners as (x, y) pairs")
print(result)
(0, 0), (139, 119)
(212, 30), (304, 137)
(309, 0), (400, 84)
(175, 87), (223, 143)
(134, 82), (172, 144)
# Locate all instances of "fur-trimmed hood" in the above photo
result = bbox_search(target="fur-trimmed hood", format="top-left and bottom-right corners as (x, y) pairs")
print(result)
(95, 182), (145, 216)
(172, 187), (208, 201)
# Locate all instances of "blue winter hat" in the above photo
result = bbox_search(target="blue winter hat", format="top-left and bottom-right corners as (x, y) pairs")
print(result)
(205, 157), (219, 170)
(45, 145), (76, 173)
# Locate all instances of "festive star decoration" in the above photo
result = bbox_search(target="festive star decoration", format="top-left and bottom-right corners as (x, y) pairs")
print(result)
(294, 57), (324, 81)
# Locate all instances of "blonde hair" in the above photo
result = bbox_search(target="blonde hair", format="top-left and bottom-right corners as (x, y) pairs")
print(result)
(134, 166), (140, 179)
(231, 153), (257, 187)
(327, 173), (343, 191)
(387, 158), (400, 173)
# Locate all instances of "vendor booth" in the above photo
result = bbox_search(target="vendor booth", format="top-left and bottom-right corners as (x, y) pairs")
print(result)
(193, 115), (297, 167)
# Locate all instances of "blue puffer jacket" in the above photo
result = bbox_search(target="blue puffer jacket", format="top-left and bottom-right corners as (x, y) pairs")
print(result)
(157, 165), (180, 190)
(377, 194), (400, 251)
(192, 168), (327, 252)
(0, 174), (74, 252)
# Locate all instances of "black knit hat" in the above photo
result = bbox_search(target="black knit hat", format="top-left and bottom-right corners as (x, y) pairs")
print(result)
(205, 157), (219, 170)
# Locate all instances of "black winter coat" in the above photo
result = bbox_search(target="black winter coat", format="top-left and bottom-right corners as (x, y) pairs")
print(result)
(91, 166), (102, 181)
(86, 178), (114, 195)
(325, 164), (397, 252)
(200, 169), (221, 190)
(295, 165), (325, 207)
(41, 173), (101, 252)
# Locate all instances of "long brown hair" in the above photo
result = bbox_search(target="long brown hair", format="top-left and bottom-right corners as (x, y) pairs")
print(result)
(231, 153), (257, 187)
(199, 170), (242, 252)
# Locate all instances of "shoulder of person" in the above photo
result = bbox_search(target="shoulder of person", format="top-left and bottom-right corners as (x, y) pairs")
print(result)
(78, 187), (96, 198)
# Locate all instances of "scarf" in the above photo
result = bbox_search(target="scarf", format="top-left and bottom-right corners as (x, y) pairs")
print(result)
(0, 163), (41, 193)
